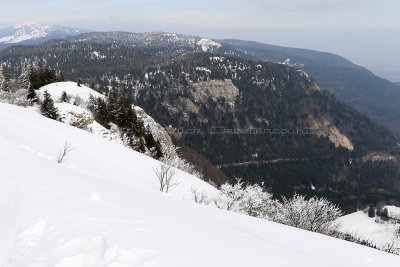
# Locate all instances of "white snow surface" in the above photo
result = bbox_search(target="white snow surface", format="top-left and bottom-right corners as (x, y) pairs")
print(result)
(196, 38), (221, 52)
(0, 103), (399, 266)
(337, 210), (400, 248)
(38, 82), (103, 102)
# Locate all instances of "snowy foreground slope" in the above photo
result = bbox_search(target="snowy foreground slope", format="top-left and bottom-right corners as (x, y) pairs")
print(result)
(0, 103), (399, 266)
(338, 209), (400, 248)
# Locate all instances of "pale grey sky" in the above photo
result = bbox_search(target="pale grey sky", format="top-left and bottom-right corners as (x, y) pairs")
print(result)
(0, 0), (399, 81)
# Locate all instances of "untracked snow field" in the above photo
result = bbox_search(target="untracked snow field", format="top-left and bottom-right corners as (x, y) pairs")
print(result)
(0, 103), (399, 266)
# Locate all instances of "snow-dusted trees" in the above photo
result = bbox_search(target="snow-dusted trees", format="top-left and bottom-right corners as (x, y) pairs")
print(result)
(214, 179), (245, 211)
(18, 62), (31, 89)
(153, 162), (179, 193)
(0, 65), (11, 92)
(277, 194), (342, 234)
(205, 181), (341, 234)
(213, 180), (279, 219)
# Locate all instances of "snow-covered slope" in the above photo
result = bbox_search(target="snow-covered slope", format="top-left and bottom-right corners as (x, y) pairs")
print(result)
(338, 209), (400, 248)
(0, 23), (88, 48)
(0, 103), (399, 266)
(38, 81), (103, 101)
(38, 81), (179, 159)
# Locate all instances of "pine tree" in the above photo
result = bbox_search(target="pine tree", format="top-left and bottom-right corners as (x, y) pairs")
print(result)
(60, 91), (68, 102)
(27, 87), (37, 105)
(19, 63), (31, 89)
(40, 90), (60, 120)
(0, 65), (11, 92)
(368, 204), (375, 218)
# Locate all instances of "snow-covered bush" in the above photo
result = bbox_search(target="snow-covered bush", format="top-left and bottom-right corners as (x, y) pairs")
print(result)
(239, 184), (277, 218)
(213, 180), (278, 218)
(214, 179), (245, 211)
(278, 194), (342, 235)
(0, 89), (29, 107)
(191, 187), (211, 205)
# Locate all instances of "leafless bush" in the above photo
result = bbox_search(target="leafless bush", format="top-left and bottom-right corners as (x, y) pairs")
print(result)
(57, 139), (74, 163)
(153, 162), (179, 193)
(191, 187), (211, 205)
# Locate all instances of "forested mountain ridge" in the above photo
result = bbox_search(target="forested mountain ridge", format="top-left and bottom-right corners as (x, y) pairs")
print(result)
(1, 33), (400, 212)
(220, 39), (400, 135)
(3, 30), (400, 136)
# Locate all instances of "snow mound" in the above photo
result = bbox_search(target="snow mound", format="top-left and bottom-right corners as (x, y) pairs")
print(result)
(0, 103), (398, 266)
(38, 82), (103, 102)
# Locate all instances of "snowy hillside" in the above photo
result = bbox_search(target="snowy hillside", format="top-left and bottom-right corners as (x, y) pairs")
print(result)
(38, 81), (103, 101)
(338, 208), (400, 249)
(0, 103), (399, 266)
(37, 81), (179, 159)
(0, 23), (88, 47)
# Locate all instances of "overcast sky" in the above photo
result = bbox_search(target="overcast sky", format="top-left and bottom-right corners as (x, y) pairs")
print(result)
(1, 0), (399, 81)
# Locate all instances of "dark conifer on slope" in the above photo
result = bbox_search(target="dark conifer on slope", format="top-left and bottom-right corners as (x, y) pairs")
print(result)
(27, 87), (37, 105)
(40, 90), (60, 121)
(368, 204), (375, 218)
(0, 65), (11, 92)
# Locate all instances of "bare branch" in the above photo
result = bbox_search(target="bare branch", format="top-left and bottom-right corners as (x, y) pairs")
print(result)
(57, 139), (74, 163)
(153, 162), (179, 193)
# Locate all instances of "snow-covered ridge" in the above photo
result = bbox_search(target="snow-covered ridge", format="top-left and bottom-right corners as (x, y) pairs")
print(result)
(0, 102), (399, 266)
(0, 23), (88, 44)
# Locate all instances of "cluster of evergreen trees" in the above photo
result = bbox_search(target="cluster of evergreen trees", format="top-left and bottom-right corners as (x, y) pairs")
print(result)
(18, 62), (64, 104)
(88, 92), (163, 159)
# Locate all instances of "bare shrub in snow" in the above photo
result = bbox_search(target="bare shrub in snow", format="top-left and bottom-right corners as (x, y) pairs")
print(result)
(161, 145), (204, 180)
(153, 162), (179, 193)
(191, 187), (211, 205)
(56, 140), (73, 163)
(382, 241), (400, 255)
(278, 194), (342, 235)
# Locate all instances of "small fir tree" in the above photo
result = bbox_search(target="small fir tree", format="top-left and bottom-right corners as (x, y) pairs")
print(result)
(368, 204), (375, 218)
(40, 90), (60, 120)
(27, 87), (37, 105)
(60, 91), (68, 102)
(0, 65), (11, 92)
